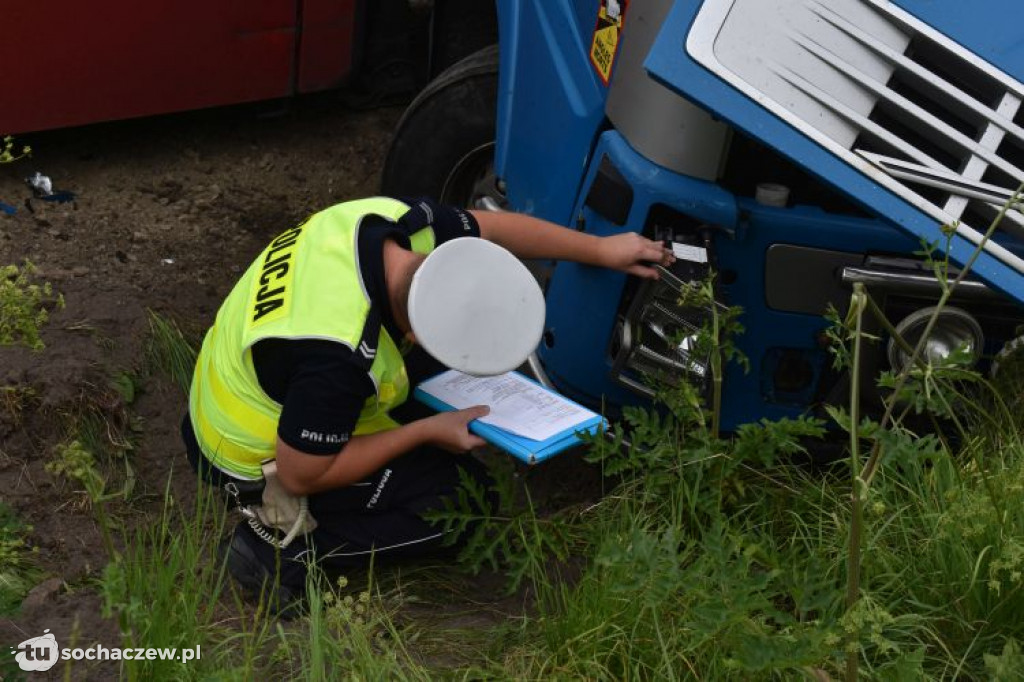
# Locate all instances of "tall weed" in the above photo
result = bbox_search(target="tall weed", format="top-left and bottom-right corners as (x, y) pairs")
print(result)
(272, 569), (429, 681)
(0, 261), (63, 350)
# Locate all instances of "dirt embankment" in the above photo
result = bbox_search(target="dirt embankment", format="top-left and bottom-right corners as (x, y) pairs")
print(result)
(0, 97), (401, 669)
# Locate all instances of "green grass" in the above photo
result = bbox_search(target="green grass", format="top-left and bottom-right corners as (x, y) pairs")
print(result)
(417, 407), (1024, 680)
(64, 354), (1024, 680)
(272, 571), (429, 681)
(92, 470), (439, 681)
(144, 310), (198, 395)
(79, 331), (1024, 680)
(0, 502), (38, 616)
(46, 202), (1024, 679)
(15, 291), (1016, 682)
(98, 476), (263, 681)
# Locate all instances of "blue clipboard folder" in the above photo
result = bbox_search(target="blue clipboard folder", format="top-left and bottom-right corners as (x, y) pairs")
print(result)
(414, 370), (607, 465)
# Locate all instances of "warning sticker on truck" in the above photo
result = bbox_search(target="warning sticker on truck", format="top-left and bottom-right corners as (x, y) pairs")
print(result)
(590, 0), (629, 86)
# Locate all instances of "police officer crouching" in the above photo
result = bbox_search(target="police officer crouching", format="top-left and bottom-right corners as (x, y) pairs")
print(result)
(182, 196), (673, 615)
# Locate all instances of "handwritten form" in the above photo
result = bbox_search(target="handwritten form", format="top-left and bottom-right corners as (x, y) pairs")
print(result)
(417, 370), (598, 441)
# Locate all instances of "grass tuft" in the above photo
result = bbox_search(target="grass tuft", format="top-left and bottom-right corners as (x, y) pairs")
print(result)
(0, 502), (39, 616)
(145, 310), (198, 395)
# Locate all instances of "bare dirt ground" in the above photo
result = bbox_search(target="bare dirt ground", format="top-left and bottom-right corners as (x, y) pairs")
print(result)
(0, 95), (404, 676)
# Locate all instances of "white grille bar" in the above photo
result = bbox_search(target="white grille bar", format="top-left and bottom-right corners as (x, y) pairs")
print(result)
(945, 93), (1022, 220)
(809, 2), (1024, 148)
(788, 32), (1024, 196)
(771, 65), (942, 170)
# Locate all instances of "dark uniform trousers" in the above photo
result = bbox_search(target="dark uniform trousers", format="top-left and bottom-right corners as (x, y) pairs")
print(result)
(186, 435), (495, 589)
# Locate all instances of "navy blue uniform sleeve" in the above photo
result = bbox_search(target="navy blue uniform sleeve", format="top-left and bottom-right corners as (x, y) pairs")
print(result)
(277, 350), (376, 456)
(398, 197), (480, 244)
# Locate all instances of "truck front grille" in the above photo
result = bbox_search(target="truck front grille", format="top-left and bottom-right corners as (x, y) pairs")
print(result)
(687, 0), (1024, 276)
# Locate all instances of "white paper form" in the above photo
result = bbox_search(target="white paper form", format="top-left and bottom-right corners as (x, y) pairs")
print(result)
(671, 242), (708, 263)
(417, 370), (598, 441)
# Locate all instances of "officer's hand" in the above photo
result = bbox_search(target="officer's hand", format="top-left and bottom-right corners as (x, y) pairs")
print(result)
(425, 405), (490, 453)
(595, 232), (674, 279)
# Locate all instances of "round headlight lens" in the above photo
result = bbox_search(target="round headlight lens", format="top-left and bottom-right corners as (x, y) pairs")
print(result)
(886, 306), (984, 373)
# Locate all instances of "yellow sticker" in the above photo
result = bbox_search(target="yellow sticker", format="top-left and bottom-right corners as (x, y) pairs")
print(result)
(590, 0), (628, 85)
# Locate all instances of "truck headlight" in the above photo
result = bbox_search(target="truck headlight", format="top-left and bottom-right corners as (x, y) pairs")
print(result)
(610, 265), (721, 397)
(886, 306), (984, 372)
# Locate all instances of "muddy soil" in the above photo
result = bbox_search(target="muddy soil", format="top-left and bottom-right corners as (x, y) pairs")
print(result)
(0, 96), (402, 677)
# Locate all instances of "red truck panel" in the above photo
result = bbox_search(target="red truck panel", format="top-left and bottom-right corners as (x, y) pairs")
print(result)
(297, 0), (359, 93)
(1, 1), (299, 134)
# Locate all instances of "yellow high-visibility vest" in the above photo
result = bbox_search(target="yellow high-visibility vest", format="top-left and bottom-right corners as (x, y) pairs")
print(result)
(188, 197), (437, 479)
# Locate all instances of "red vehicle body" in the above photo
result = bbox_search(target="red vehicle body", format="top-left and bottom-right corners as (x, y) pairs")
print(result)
(1, 1), (496, 135)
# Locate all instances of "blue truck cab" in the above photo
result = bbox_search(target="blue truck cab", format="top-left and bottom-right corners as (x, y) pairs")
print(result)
(384, 0), (1024, 429)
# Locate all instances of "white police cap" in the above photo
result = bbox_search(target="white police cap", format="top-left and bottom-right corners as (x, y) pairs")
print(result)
(408, 237), (545, 376)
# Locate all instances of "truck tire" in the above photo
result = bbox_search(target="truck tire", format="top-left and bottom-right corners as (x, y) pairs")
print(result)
(381, 44), (499, 206)
(430, 0), (499, 75)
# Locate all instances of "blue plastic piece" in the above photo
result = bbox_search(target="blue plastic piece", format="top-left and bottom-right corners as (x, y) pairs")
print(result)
(0, 201), (15, 215)
(495, 0), (608, 225)
(38, 191), (76, 204)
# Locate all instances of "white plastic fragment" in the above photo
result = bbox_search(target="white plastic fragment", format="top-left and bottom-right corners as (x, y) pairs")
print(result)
(26, 171), (53, 196)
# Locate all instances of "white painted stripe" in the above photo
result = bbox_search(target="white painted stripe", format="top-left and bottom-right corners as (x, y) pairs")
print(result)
(419, 201), (434, 225)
